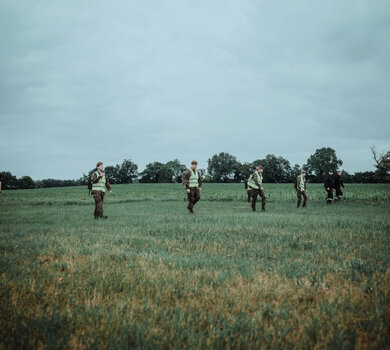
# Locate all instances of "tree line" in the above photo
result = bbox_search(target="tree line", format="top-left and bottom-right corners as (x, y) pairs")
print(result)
(1, 147), (389, 190)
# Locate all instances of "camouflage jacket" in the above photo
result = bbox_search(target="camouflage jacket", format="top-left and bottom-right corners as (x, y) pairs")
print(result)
(91, 171), (112, 191)
(295, 175), (307, 191)
(182, 169), (202, 190)
(248, 172), (263, 189)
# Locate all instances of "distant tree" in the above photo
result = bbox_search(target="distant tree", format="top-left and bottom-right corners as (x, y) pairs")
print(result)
(159, 159), (186, 183)
(207, 152), (240, 182)
(370, 146), (390, 182)
(139, 162), (164, 183)
(0, 171), (19, 190)
(340, 170), (353, 183)
(305, 147), (343, 182)
(289, 164), (302, 182)
(35, 179), (77, 188)
(252, 155), (293, 183)
(234, 162), (256, 182)
(117, 159), (138, 184)
(18, 176), (35, 189)
(353, 171), (376, 183)
(104, 165), (120, 184)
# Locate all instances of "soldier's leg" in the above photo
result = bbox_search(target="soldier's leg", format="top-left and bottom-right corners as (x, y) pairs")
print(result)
(326, 189), (333, 204)
(297, 191), (302, 208)
(336, 187), (343, 201)
(193, 188), (200, 207)
(259, 189), (266, 211)
(93, 191), (99, 218)
(302, 191), (308, 207)
(100, 192), (105, 217)
(97, 192), (105, 217)
(251, 189), (258, 211)
(187, 189), (195, 213)
(247, 190), (251, 202)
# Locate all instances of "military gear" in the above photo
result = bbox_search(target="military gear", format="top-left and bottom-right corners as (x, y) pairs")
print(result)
(182, 168), (202, 212)
(247, 172), (263, 189)
(294, 175), (307, 191)
(187, 187), (200, 213)
(189, 169), (200, 188)
(250, 188), (265, 211)
(90, 171), (112, 218)
(182, 169), (202, 189)
(93, 191), (105, 218)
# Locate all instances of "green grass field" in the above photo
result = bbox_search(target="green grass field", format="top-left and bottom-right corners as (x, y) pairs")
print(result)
(0, 183), (389, 349)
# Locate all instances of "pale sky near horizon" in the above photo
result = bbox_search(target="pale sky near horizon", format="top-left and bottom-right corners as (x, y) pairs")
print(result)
(1, 0), (389, 179)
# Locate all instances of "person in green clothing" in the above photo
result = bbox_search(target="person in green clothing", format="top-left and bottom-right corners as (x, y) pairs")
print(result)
(90, 162), (112, 219)
(247, 165), (266, 212)
(182, 161), (202, 213)
(295, 169), (307, 208)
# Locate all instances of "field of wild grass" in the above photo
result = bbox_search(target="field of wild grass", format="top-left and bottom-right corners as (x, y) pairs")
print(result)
(0, 183), (389, 349)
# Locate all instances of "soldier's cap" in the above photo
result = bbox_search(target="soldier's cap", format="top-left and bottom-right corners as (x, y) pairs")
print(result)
(301, 169), (306, 173)
(191, 160), (198, 165)
(96, 162), (103, 167)
(257, 165), (264, 169)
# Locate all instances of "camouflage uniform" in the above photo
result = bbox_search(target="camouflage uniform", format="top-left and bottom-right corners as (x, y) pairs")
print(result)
(90, 171), (112, 218)
(294, 175), (307, 208)
(248, 172), (265, 211)
(182, 169), (202, 213)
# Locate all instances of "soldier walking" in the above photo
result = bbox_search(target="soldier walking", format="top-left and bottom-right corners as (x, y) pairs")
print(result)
(247, 165), (266, 212)
(324, 170), (335, 205)
(90, 162), (112, 219)
(334, 170), (346, 202)
(182, 161), (202, 214)
(295, 169), (307, 208)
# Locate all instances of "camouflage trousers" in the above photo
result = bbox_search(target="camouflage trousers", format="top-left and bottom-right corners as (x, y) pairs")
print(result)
(250, 188), (265, 211)
(296, 190), (307, 207)
(187, 187), (200, 211)
(92, 190), (105, 218)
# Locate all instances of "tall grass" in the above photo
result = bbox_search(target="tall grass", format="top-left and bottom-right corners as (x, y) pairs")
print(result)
(0, 184), (389, 348)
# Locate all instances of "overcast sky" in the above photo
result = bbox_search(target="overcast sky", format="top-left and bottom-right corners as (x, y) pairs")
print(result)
(1, 0), (389, 180)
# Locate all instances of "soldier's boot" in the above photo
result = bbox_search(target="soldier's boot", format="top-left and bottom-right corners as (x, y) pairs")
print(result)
(302, 202), (307, 208)
(261, 199), (266, 212)
(251, 201), (256, 212)
(327, 200), (332, 205)
(297, 202), (301, 208)
(102, 216), (108, 219)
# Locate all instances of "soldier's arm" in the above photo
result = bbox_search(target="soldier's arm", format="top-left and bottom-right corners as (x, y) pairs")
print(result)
(91, 172), (101, 184)
(105, 177), (112, 191)
(294, 177), (299, 191)
(198, 175), (202, 188)
(182, 170), (190, 189)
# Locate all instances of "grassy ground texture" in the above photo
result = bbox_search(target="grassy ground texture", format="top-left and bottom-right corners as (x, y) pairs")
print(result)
(0, 183), (389, 349)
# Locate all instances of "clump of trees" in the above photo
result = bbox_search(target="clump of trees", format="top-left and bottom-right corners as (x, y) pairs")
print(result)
(139, 160), (186, 183)
(1, 147), (389, 190)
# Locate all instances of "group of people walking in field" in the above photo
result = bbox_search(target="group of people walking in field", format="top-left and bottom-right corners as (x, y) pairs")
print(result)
(89, 161), (346, 219)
